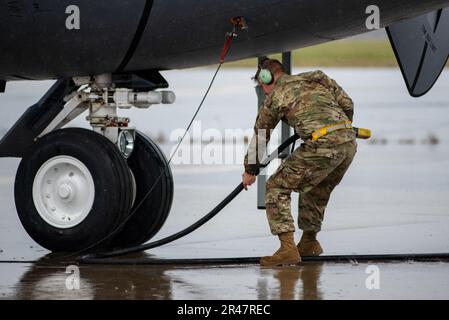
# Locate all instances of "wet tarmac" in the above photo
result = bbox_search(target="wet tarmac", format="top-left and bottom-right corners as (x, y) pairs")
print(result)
(2, 259), (449, 300)
(1, 153), (449, 300)
(1, 69), (449, 299)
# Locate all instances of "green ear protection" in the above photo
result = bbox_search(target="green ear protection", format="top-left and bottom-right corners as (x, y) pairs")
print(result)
(258, 68), (274, 85)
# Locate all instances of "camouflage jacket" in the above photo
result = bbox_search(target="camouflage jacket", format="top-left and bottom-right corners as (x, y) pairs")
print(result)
(244, 70), (355, 175)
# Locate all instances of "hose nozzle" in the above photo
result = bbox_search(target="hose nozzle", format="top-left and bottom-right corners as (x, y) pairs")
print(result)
(354, 127), (372, 140)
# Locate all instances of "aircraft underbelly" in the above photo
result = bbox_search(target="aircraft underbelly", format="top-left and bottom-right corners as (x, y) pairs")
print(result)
(126, 0), (449, 71)
(0, 0), (449, 80)
(0, 0), (147, 80)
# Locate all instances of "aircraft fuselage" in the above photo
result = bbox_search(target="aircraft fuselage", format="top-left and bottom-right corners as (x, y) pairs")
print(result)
(1, 0), (449, 81)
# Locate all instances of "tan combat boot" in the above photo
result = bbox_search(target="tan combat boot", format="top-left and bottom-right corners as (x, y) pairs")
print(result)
(297, 231), (323, 256)
(260, 232), (301, 267)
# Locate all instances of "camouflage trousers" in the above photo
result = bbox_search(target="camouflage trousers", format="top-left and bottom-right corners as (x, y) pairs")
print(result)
(265, 140), (357, 235)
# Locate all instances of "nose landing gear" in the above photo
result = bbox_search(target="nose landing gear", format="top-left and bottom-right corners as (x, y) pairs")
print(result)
(13, 74), (175, 252)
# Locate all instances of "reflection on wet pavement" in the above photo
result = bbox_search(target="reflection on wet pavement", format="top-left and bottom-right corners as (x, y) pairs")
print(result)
(258, 264), (323, 300)
(2, 254), (449, 300)
(3, 255), (324, 300)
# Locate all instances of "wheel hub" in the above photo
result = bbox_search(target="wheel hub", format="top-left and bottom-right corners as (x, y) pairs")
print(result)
(32, 156), (95, 229)
(57, 183), (74, 200)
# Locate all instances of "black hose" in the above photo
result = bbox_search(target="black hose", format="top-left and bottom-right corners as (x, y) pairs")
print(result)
(80, 134), (300, 262)
(80, 253), (449, 266)
(79, 132), (449, 266)
(84, 183), (245, 260)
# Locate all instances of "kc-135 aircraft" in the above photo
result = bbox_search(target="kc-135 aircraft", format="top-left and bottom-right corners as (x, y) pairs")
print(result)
(0, 0), (448, 252)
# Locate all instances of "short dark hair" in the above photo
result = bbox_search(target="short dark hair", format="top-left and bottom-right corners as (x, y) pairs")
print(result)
(254, 58), (285, 82)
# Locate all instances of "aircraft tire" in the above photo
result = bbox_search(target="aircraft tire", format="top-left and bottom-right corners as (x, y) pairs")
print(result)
(110, 131), (174, 247)
(14, 128), (134, 252)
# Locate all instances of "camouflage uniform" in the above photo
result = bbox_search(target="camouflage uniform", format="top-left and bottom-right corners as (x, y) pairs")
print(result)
(245, 71), (357, 235)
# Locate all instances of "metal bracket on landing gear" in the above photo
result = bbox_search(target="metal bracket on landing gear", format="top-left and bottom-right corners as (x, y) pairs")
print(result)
(0, 79), (77, 158)
(78, 74), (176, 157)
(38, 92), (90, 138)
(0, 73), (176, 159)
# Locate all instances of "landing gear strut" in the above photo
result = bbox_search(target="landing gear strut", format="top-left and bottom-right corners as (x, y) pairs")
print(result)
(13, 73), (175, 252)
